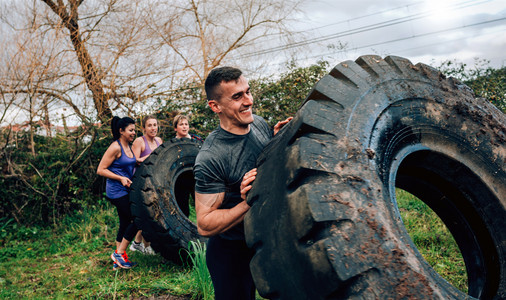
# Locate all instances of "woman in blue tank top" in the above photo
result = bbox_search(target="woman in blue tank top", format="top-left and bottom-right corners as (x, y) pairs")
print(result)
(97, 116), (138, 269)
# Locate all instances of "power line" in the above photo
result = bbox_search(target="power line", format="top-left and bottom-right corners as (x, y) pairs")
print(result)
(290, 1), (425, 34)
(234, 0), (492, 59)
(257, 16), (506, 69)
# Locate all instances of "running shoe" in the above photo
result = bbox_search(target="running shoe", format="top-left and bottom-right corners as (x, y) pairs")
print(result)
(129, 241), (144, 253)
(143, 246), (155, 255)
(111, 250), (136, 269)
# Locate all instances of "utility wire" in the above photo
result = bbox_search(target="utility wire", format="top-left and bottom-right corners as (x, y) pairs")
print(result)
(260, 16), (506, 69)
(234, 0), (492, 59)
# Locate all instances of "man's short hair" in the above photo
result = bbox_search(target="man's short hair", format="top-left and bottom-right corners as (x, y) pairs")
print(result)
(204, 66), (242, 101)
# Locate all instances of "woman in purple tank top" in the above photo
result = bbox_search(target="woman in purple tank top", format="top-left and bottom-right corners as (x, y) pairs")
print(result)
(97, 116), (138, 269)
(133, 115), (163, 164)
(130, 115), (163, 255)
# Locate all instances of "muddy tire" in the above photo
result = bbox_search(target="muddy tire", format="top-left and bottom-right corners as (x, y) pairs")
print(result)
(130, 138), (205, 263)
(245, 55), (506, 299)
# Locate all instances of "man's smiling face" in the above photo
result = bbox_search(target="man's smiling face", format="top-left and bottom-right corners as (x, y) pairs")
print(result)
(212, 75), (254, 134)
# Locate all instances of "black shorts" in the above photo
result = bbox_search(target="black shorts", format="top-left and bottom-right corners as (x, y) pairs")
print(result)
(206, 235), (255, 300)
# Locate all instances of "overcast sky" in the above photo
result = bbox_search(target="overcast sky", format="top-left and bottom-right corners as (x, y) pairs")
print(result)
(253, 0), (505, 72)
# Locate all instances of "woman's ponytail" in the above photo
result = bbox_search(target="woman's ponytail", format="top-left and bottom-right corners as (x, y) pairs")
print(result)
(111, 116), (135, 141)
(111, 116), (121, 140)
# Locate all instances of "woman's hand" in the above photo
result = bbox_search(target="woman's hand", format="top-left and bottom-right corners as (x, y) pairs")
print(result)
(120, 176), (132, 188)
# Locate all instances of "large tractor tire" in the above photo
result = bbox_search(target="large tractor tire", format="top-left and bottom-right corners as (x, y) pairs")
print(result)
(130, 138), (205, 263)
(245, 55), (506, 299)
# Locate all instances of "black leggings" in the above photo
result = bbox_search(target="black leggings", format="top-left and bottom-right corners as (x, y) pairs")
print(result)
(108, 194), (137, 243)
(206, 235), (256, 300)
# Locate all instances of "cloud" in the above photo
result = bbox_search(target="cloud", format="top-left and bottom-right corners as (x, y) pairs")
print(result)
(289, 0), (506, 68)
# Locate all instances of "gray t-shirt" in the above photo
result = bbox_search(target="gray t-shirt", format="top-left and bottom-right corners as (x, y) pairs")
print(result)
(194, 115), (273, 240)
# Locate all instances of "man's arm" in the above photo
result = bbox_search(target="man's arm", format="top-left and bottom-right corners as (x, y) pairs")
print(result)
(195, 192), (250, 237)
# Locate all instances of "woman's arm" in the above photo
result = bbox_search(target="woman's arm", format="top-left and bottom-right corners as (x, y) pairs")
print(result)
(132, 137), (147, 163)
(97, 143), (132, 187)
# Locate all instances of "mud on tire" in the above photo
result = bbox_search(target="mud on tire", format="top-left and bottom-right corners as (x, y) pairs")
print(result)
(130, 138), (205, 263)
(244, 55), (506, 299)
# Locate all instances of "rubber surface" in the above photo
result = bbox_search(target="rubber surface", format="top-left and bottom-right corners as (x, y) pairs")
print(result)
(244, 55), (506, 299)
(130, 138), (206, 263)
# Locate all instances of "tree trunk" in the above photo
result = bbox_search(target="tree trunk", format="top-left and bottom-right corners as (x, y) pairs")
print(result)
(40, 0), (113, 123)
(67, 21), (113, 122)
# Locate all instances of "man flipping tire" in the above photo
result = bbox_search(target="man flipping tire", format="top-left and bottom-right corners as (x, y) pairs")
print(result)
(194, 66), (291, 300)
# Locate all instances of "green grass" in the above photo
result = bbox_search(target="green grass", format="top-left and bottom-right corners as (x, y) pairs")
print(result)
(0, 192), (469, 298)
(396, 188), (468, 293)
(188, 196), (197, 224)
(184, 241), (213, 300)
(0, 205), (196, 299)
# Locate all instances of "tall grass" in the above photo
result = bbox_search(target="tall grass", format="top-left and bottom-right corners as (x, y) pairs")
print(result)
(185, 241), (214, 300)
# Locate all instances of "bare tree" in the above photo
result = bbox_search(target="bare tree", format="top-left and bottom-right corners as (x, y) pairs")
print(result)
(1, 0), (305, 127)
(146, 0), (304, 95)
(1, 0), (176, 126)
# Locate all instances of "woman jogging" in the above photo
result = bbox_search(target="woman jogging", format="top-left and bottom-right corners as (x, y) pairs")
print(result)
(97, 116), (138, 269)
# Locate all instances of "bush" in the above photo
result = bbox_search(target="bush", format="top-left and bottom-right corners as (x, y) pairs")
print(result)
(0, 125), (110, 225)
(437, 59), (506, 113)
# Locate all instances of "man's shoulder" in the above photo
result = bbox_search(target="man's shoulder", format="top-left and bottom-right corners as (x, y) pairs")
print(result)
(196, 129), (221, 161)
(200, 128), (220, 149)
(253, 114), (267, 124)
(251, 114), (272, 137)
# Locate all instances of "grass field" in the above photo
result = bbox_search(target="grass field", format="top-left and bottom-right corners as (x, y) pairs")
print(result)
(0, 190), (467, 298)
(0, 206), (196, 299)
(396, 189), (467, 293)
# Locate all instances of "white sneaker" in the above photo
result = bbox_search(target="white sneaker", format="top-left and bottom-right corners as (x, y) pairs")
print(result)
(129, 241), (144, 252)
(143, 246), (155, 255)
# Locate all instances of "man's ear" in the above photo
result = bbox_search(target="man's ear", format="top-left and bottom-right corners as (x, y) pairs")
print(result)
(208, 100), (221, 113)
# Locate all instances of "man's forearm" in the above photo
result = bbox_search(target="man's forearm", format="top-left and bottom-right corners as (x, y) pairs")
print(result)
(197, 200), (250, 236)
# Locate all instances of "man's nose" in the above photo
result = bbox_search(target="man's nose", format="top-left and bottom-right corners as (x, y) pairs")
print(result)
(244, 93), (253, 105)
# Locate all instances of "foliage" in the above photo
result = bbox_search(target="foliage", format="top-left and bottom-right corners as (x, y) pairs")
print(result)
(465, 67), (506, 113)
(0, 125), (111, 225)
(251, 60), (330, 126)
(437, 59), (506, 113)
